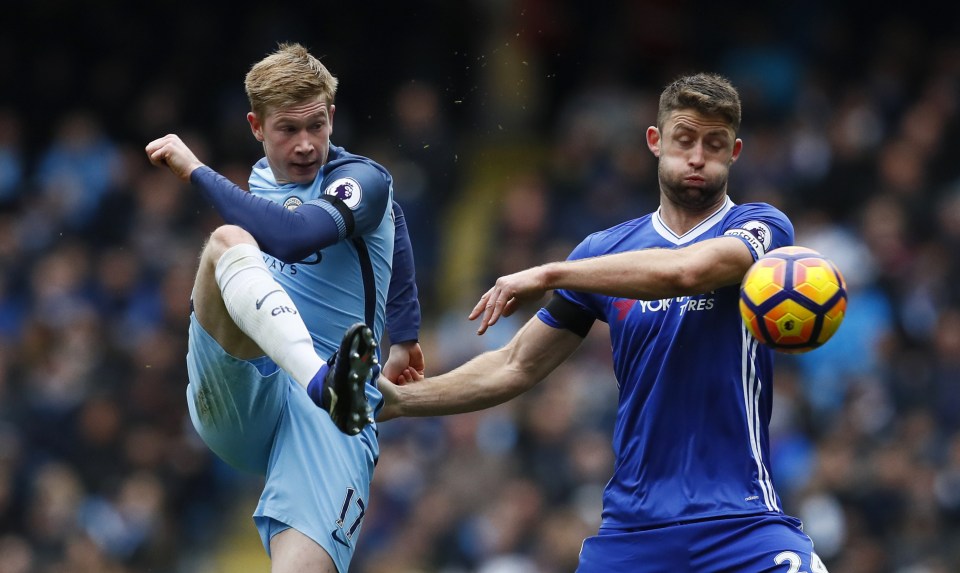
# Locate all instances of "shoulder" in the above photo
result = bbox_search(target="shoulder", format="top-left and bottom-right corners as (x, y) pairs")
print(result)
(570, 213), (654, 260)
(248, 157), (279, 191)
(599, 214), (654, 236)
(325, 145), (390, 179)
(726, 201), (791, 223)
(722, 202), (795, 256)
(723, 202), (793, 234)
(320, 146), (392, 208)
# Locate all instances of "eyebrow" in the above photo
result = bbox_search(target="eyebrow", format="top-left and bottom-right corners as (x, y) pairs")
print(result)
(273, 111), (328, 124)
(672, 123), (731, 138)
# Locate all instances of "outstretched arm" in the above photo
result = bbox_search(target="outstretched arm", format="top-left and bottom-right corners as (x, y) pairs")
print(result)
(145, 134), (342, 262)
(471, 236), (754, 333)
(378, 317), (581, 420)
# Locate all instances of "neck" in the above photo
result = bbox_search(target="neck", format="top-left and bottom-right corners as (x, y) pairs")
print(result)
(658, 195), (728, 236)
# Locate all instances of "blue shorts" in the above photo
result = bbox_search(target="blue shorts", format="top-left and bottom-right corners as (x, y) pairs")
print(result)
(577, 514), (827, 573)
(185, 314), (381, 573)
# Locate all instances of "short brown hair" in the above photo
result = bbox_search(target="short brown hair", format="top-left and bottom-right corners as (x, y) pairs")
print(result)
(244, 42), (338, 119)
(657, 73), (741, 133)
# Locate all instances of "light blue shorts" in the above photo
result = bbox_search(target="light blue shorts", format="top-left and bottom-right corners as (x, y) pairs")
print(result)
(186, 314), (381, 572)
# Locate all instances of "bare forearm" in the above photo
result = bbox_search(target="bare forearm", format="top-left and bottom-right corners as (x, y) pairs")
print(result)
(394, 348), (533, 416)
(391, 319), (579, 417)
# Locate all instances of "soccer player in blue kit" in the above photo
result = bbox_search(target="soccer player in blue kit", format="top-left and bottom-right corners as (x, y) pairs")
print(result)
(146, 43), (423, 572)
(378, 73), (829, 572)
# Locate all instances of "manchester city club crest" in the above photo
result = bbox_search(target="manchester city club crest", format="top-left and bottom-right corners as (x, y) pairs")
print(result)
(283, 196), (303, 210)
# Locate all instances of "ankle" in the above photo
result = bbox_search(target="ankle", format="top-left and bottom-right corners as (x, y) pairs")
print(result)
(306, 364), (331, 408)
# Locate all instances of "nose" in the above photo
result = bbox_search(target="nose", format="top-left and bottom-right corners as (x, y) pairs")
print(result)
(294, 130), (314, 154)
(688, 142), (705, 167)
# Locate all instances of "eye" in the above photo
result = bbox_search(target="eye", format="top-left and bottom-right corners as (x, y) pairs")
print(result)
(705, 137), (728, 151)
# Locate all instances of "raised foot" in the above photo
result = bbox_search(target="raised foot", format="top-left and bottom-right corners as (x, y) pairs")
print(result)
(324, 323), (378, 435)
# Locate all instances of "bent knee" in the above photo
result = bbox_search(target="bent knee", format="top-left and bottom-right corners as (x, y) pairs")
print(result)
(207, 225), (257, 254)
(204, 225), (257, 259)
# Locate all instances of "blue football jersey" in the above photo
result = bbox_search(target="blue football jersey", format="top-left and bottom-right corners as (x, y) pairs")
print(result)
(247, 144), (394, 358)
(540, 197), (794, 529)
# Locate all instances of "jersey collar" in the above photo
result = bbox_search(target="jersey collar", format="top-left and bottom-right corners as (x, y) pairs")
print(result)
(652, 196), (734, 245)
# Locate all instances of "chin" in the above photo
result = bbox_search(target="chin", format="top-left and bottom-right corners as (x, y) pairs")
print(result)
(668, 188), (724, 211)
(288, 167), (320, 184)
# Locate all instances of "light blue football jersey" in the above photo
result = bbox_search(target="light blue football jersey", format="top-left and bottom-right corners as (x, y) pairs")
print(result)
(540, 197), (795, 528)
(247, 143), (394, 358)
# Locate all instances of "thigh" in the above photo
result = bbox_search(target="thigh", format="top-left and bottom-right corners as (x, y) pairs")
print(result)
(192, 231), (263, 359)
(269, 527), (338, 573)
(186, 313), (287, 474)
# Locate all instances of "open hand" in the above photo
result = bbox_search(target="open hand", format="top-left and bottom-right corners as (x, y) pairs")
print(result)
(468, 266), (549, 335)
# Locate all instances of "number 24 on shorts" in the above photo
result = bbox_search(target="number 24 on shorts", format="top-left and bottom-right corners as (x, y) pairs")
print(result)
(775, 551), (829, 573)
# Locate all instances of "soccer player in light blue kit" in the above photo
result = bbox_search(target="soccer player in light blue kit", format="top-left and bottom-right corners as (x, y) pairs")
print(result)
(379, 73), (829, 572)
(146, 43), (423, 573)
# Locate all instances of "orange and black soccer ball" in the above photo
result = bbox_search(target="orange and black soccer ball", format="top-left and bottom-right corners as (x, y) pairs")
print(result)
(739, 246), (847, 354)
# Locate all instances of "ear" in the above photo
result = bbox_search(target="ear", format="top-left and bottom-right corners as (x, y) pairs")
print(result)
(328, 104), (336, 135)
(646, 126), (661, 157)
(247, 112), (264, 142)
(730, 138), (743, 164)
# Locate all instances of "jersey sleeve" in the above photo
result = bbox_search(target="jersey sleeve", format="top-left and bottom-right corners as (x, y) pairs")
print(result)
(385, 201), (421, 344)
(721, 203), (795, 261)
(535, 233), (601, 335)
(191, 166), (340, 263)
(536, 293), (596, 337)
(312, 161), (391, 239)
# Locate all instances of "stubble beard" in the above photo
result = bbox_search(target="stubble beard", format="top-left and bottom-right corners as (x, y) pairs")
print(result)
(658, 162), (728, 212)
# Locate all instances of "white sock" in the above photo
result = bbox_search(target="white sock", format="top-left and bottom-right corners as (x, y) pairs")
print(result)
(214, 243), (325, 388)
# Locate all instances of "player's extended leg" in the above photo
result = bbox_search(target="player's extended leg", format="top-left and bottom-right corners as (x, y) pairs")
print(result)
(193, 224), (374, 433)
(193, 224), (322, 376)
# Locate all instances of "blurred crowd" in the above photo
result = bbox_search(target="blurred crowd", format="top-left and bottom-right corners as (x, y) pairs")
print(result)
(2, 1), (960, 572)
